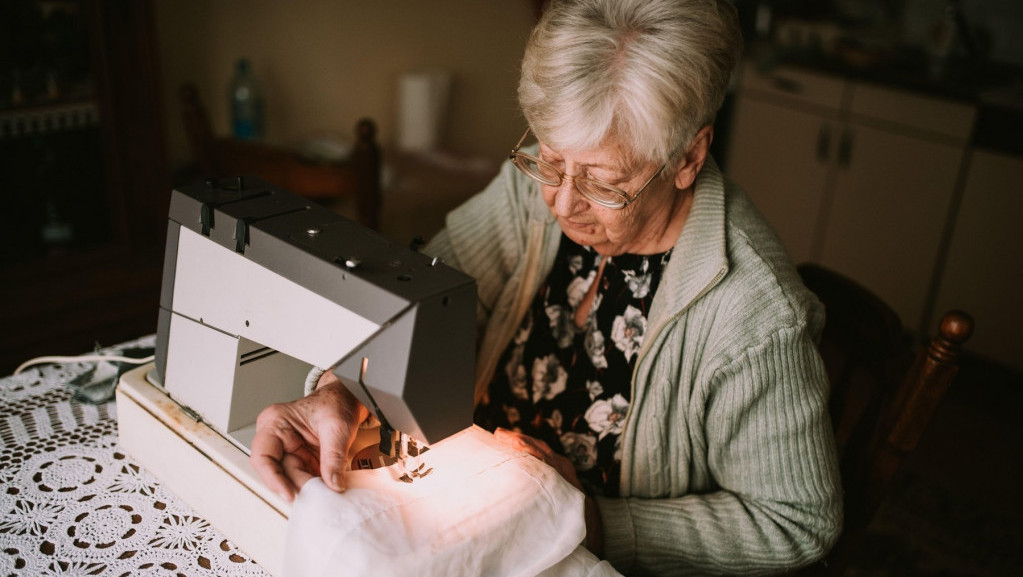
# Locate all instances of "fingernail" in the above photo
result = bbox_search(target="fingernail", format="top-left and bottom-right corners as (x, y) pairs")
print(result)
(331, 473), (344, 492)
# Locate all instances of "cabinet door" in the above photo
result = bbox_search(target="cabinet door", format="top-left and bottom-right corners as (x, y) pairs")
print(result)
(0, 0), (168, 374)
(818, 124), (965, 332)
(726, 96), (835, 263)
(932, 150), (1023, 370)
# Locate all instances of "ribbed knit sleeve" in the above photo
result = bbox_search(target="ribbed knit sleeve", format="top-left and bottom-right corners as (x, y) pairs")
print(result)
(599, 171), (842, 575)
(425, 157), (536, 312)
(600, 323), (841, 575)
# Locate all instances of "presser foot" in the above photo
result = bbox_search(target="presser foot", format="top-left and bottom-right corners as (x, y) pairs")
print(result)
(397, 463), (434, 483)
(350, 430), (432, 483)
(396, 433), (433, 483)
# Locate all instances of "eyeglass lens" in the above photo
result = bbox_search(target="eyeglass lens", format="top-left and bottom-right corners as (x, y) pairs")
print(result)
(513, 154), (629, 207)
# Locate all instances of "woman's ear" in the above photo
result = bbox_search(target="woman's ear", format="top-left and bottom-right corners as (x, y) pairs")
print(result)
(673, 125), (714, 191)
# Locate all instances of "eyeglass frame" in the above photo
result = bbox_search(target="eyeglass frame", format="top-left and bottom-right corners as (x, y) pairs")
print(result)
(508, 128), (668, 210)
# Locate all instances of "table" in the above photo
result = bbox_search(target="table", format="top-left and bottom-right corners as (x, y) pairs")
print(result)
(0, 335), (270, 576)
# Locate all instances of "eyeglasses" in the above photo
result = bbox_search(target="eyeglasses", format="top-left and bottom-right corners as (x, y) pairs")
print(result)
(509, 128), (665, 210)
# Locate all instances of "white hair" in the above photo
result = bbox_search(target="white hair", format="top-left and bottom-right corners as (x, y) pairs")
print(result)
(518, 0), (743, 165)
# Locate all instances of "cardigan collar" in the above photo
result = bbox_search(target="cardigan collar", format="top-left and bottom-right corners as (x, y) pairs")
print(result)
(645, 156), (730, 332)
(524, 149), (730, 331)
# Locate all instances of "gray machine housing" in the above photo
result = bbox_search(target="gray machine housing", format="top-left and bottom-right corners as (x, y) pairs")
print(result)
(153, 176), (477, 451)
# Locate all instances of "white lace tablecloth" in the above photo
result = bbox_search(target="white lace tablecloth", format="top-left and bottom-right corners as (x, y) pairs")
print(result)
(0, 336), (271, 576)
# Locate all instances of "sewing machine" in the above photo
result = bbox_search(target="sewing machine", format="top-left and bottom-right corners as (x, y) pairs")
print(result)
(116, 175), (477, 575)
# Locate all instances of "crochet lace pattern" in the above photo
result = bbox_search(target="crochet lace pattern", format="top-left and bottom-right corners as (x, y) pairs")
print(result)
(0, 335), (270, 576)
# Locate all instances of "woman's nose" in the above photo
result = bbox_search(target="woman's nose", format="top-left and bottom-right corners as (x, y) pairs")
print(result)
(552, 174), (586, 217)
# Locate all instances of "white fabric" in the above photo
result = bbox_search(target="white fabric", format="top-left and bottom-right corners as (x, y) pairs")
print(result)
(283, 426), (620, 577)
(539, 547), (624, 577)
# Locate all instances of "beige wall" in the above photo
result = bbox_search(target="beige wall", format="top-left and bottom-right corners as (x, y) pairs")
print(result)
(155, 0), (536, 173)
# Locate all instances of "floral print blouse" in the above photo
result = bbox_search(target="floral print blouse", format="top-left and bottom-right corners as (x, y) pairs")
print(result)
(475, 233), (672, 497)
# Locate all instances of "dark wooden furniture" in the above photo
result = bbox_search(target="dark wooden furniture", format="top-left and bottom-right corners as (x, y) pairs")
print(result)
(795, 263), (974, 576)
(382, 151), (499, 244)
(178, 82), (382, 230)
(0, 0), (169, 375)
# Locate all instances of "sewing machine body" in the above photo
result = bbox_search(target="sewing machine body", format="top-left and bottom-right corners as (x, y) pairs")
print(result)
(117, 176), (476, 576)
(151, 176), (476, 452)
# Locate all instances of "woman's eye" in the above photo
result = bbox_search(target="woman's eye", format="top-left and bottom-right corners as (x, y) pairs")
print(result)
(590, 170), (624, 184)
(542, 158), (565, 170)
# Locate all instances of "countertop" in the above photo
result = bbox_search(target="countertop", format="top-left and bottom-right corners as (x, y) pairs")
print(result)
(745, 41), (1023, 155)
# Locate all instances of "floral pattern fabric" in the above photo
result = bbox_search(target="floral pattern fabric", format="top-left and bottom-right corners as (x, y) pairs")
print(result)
(475, 234), (671, 497)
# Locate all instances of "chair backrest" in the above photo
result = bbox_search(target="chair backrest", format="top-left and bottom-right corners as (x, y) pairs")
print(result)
(796, 263), (974, 576)
(179, 83), (218, 177)
(177, 82), (382, 230)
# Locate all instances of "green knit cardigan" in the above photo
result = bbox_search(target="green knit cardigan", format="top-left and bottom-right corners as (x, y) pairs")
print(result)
(425, 152), (842, 576)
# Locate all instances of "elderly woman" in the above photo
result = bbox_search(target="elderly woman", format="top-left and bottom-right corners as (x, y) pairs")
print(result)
(251, 0), (842, 574)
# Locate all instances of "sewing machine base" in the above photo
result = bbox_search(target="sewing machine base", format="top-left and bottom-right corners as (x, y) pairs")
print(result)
(116, 363), (378, 576)
(116, 363), (289, 575)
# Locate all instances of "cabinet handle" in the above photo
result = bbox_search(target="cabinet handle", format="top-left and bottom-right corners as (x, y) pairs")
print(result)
(816, 124), (831, 164)
(837, 128), (854, 168)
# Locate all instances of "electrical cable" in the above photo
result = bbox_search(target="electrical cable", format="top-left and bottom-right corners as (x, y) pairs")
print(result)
(14, 354), (155, 376)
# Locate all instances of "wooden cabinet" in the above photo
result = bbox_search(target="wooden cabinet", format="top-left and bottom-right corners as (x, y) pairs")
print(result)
(725, 93), (839, 264)
(931, 150), (1023, 371)
(0, 0), (169, 374)
(818, 121), (966, 335)
(726, 62), (975, 334)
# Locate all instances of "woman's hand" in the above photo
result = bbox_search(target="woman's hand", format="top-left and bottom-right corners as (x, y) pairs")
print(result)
(249, 371), (369, 501)
(493, 428), (604, 557)
(493, 427), (582, 490)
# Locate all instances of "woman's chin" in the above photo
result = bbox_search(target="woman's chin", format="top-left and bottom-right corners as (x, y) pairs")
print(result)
(559, 223), (622, 255)
(559, 221), (597, 243)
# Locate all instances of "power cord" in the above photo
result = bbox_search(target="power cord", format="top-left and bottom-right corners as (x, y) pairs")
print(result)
(14, 354), (155, 375)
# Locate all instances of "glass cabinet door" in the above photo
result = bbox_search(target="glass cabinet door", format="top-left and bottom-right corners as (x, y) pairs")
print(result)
(0, 1), (114, 265)
(0, 0), (169, 374)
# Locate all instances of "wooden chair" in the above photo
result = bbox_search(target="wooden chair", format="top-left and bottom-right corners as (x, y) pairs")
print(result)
(795, 263), (974, 576)
(178, 82), (382, 230)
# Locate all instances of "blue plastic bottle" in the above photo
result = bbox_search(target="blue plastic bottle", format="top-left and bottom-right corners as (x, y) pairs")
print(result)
(230, 58), (264, 139)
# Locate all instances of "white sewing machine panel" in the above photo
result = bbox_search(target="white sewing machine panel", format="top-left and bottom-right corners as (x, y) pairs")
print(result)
(152, 176), (477, 451)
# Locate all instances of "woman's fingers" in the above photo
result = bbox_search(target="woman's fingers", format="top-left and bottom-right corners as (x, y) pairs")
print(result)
(493, 427), (583, 490)
(282, 452), (316, 491)
(317, 420), (354, 492)
(250, 378), (370, 499)
(250, 408), (305, 501)
(494, 427), (553, 461)
(308, 381), (368, 493)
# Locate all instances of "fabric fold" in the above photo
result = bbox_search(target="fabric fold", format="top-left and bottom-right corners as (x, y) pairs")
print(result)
(284, 426), (619, 577)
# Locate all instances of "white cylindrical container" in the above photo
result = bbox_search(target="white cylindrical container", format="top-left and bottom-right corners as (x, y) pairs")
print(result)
(397, 70), (452, 152)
